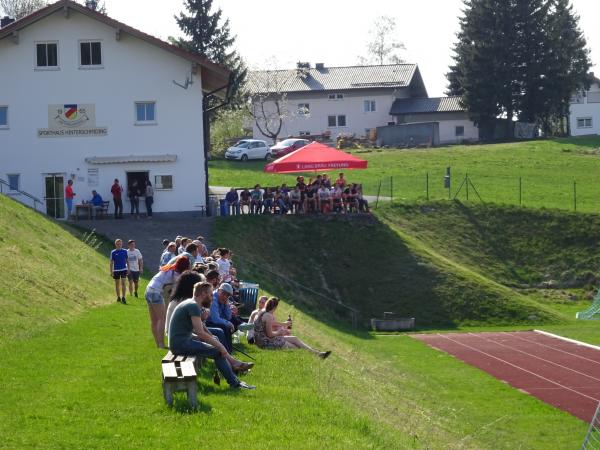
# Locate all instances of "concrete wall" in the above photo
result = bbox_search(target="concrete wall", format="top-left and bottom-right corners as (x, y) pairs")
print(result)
(251, 87), (409, 143)
(376, 122), (439, 147)
(570, 82), (600, 137)
(0, 9), (206, 216)
(395, 112), (479, 144)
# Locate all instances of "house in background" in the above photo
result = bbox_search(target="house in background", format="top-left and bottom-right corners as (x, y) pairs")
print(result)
(570, 74), (600, 137)
(0, 0), (229, 218)
(389, 96), (479, 144)
(247, 63), (428, 143)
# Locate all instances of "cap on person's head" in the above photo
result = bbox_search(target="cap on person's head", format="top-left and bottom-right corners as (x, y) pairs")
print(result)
(219, 283), (234, 296)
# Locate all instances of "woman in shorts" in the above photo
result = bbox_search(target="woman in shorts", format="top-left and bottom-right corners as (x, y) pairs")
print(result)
(253, 298), (331, 358)
(144, 257), (190, 348)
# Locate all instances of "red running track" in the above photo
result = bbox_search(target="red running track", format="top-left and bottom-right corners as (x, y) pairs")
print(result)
(411, 331), (600, 421)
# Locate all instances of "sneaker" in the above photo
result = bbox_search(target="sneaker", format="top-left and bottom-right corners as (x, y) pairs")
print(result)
(213, 370), (221, 386)
(134, 292), (138, 298)
(235, 381), (256, 390)
(121, 297), (127, 304)
(116, 297), (121, 303)
(318, 351), (331, 359)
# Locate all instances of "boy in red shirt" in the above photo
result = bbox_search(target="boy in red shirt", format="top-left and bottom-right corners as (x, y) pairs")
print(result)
(65, 180), (75, 219)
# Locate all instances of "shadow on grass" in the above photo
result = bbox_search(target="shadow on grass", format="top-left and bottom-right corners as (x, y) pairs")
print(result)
(170, 395), (213, 415)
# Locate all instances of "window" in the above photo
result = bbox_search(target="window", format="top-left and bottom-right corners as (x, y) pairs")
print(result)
(328, 93), (344, 100)
(299, 131), (311, 136)
(7, 174), (20, 191)
(135, 102), (156, 124)
(0, 106), (7, 129)
(80, 41), (102, 67)
(35, 42), (58, 68)
(577, 117), (593, 129)
(327, 115), (347, 127)
(297, 103), (310, 116)
(154, 175), (173, 190)
(455, 126), (465, 137)
(364, 100), (376, 113)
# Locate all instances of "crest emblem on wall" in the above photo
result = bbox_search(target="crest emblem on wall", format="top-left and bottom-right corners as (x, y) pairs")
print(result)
(53, 104), (89, 127)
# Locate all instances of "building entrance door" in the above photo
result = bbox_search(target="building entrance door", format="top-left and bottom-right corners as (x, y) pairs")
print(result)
(44, 174), (65, 219)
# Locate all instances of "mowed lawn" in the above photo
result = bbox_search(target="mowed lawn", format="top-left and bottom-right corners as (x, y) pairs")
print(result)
(209, 136), (600, 212)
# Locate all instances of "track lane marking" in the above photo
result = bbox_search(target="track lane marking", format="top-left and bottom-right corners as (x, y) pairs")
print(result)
(433, 333), (600, 404)
(509, 332), (600, 367)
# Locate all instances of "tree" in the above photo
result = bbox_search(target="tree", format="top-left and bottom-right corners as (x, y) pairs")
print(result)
(447, 0), (591, 137)
(0, 0), (46, 19)
(83, 0), (106, 14)
(358, 16), (405, 65)
(172, 0), (247, 107)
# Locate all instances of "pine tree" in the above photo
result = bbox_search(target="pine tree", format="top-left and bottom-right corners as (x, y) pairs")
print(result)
(447, 0), (590, 138)
(173, 0), (246, 108)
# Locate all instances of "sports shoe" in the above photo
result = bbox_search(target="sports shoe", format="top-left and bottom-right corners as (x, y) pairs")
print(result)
(134, 291), (138, 298)
(116, 297), (121, 303)
(213, 370), (221, 386)
(235, 381), (256, 390)
(121, 297), (127, 304)
(318, 351), (331, 359)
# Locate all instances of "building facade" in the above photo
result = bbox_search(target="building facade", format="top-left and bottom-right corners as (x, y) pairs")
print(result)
(0, 0), (229, 218)
(570, 76), (600, 137)
(247, 63), (428, 143)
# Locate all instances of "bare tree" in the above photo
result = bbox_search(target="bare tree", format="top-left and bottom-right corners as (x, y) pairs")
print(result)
(358, 16), (405, 65)
(246, 68), (298, 144)
(0, 0), (46, 19)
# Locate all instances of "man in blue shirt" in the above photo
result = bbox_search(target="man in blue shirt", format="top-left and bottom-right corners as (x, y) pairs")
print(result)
(206, 283), (237, 353)
(110, 238), (129, 304)
(90, 190), (104, 219)
(225, 188), (240, 215)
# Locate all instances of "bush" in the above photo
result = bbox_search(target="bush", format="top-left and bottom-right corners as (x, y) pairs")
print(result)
(210, 109), (252, 158)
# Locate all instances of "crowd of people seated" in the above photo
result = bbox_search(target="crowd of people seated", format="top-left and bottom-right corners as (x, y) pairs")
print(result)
(120, 235), (331, 391)
(224, 172), (370, 215)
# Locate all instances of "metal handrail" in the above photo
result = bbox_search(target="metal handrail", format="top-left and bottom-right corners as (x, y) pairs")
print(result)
(0, 178), (44, 211)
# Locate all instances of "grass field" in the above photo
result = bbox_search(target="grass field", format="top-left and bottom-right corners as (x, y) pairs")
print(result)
(209, 136), (600, 212)
(2, 191), (600, 448)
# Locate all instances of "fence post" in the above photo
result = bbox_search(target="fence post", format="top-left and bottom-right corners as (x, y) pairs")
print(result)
(375, 180), (382, 210)
(519, 177), (522, 206)
(574, 181), (577, 212)
(390, 176), (393, 204)
(466, 173), (469, 202)
(426, 172), (429, 201)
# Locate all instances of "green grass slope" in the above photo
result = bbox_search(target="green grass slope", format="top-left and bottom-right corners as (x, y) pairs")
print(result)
(378, 202), (600, 288)
(0, 195), (114, 344)
(213, 215), (562, 328)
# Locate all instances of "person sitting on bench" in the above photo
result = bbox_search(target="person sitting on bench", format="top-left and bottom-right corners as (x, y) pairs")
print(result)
(206, 283), (238, 353)
(169, 281), (255, 390)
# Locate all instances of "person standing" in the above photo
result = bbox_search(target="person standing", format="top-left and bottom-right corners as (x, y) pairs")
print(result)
(145, 180), (154, 218)
(111, 179), (123, 219)
(110, 239), (129, 304)
(65, 179), (75, 219)
(126, 239), (143, 298)
(129, 180), (140, 219)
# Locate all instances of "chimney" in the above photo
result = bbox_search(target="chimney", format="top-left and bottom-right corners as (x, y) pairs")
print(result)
(315, 63), (325, 70)
(0, 16), (15, 28)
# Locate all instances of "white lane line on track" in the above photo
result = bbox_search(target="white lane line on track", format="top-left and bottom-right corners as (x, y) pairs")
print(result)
(534, 330), (600, 352)
(435, 333), (600, 404)
(510, 332), (600, 367)
(465, 333), (600, 383)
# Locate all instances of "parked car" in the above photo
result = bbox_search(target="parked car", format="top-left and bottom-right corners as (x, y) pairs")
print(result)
(224, 139), (272, 161)
(270, 139), (310, 158)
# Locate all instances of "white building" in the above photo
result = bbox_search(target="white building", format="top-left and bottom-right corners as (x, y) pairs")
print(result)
(570, 74), (600, 137)
(0, 0), (229, 218)
(389, 96), (479, 144)
(247, 63), (428, 142)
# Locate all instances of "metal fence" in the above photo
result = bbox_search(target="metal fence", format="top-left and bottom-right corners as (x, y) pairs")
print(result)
(368, 171), (599, 213)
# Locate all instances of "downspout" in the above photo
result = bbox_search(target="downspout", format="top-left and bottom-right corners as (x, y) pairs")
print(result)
(202, 73), (234, 216)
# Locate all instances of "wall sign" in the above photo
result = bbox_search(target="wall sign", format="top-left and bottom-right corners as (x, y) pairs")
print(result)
(38, 104), (108, 138)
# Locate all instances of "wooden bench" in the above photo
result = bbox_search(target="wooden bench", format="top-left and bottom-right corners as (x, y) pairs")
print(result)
(161, 351), (202, 408)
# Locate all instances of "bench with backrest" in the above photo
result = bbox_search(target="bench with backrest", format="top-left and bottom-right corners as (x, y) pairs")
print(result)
(161, 351), (202, 408)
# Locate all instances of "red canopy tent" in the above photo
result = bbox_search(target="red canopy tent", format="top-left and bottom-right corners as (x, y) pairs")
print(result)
(264, 142), (368, 174)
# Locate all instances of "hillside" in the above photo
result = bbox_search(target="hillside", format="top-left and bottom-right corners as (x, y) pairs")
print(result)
(213, 213), (563, 328)
(0, 195), (115, 344)
(378, 202), (600, 289)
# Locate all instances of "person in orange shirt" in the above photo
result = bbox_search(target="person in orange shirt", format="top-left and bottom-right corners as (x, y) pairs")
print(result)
(65, 179), (75, 219)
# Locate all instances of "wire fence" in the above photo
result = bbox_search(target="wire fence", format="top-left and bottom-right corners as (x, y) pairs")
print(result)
(367, 172), (600, 213)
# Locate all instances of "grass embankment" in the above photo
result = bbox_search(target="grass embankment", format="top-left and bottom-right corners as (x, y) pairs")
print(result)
(0, 196), (115, 345)
(0, 194), (594, 448)
(209, 136), (600, 212)
(213, 214), (562, 328)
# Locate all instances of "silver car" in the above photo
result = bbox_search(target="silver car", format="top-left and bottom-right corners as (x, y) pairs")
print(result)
(224, 139), (272, 161)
